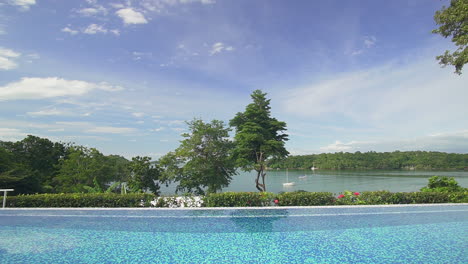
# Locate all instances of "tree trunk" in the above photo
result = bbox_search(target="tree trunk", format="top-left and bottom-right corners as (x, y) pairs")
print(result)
(255, 168), (266, 192)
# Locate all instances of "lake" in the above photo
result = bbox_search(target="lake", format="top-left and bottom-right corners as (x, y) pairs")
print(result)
(159, 170), (468, 195)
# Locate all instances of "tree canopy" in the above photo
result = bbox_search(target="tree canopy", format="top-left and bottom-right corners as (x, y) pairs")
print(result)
(127, 156), (162, 194)
(433, 0), (468, 74)
(230, 90), (288, 192)
(159, 119), (236, 195)
(54, 146), (118, 193)
(267, 151), (468, 170)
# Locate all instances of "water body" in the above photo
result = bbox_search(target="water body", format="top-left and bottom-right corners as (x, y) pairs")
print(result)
(160, 170), (468, 195)
(1, 206), (467, 263)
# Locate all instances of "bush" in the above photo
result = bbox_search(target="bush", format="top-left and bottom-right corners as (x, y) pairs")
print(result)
(359, 191), (394, 204)
(6, 193), (155, 207)
(335, 191), (364, 205)
(204, 192), (274, 207)
(152, 196), (204, 208)
(420, 176), (465, 192)
(4, 191), (466, 208)
(277, 191), (335, 206)
(448, 191), (468, 203)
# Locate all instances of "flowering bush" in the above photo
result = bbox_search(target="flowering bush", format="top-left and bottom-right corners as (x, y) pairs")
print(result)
(335, 190), (363, 205)
(152, 196), (204, 208)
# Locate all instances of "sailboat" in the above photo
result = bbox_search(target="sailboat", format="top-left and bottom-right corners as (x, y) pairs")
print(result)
(311, 163), (317, 171)
(283, 168), (295, 186)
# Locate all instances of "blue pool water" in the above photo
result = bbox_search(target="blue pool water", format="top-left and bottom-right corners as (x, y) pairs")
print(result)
(1, 205), (467, 263)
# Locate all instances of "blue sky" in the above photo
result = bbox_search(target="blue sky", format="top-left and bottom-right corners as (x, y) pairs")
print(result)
(1, 0), (467, 159)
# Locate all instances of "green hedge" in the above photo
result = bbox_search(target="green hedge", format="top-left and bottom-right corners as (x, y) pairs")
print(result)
(4, 191), (467, 208)
(357, 191), (468, 204)
(204, 192), (274, 207)
(6, 193), (155, 207)
(277, 191), (335, 206)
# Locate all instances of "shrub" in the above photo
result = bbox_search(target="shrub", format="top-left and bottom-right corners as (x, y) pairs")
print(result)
(359, 191), (394, 204)
(204, 192), (274, 207)
(152, 196), (204, 208)
(277, 191), (335, 206)
(6, 193), (155, 207)
(448, 191), (468, 203)
(420, 176), (465, 192)
(335, 191), (363, 205)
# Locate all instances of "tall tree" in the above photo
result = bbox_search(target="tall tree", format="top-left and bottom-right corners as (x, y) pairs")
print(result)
(1, 135), (67, 192)
(127, 156), (161, 194)
(230, 90), (288, 192)
(54, 147), (116, 193)
(432, 0), (468, 74)
(159, 119), (236, 195)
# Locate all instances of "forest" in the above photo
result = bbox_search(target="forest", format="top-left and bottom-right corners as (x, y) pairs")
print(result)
(267, 151), (468, 170)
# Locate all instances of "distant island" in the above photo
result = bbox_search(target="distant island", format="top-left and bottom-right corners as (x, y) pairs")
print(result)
(267, 151), (468, 170)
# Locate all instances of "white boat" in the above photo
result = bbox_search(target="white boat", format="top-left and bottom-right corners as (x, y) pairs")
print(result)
(311, 166), (317, 171)
(283, 169), (295, 186)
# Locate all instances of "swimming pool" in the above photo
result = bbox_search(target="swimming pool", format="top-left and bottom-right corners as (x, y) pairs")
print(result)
(1, 204), (467, 263)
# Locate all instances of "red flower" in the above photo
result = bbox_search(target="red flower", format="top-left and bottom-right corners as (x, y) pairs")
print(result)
(338, 194), (345, 199)
(274, 199), (279, 204)
(354, 192), (360, 196)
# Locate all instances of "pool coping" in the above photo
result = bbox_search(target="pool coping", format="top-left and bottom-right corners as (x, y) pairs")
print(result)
(1, 203), (467, 210)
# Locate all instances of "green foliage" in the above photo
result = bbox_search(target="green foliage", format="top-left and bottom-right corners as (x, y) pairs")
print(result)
(127, 156), (162, 194)
(1, 135), (68, 192)
(0, 166), (41, 194)
(54, 146), (119, 193)
(267, 151), (468, 170)
(420, 176), (465, 192)
(335, 191), (364, 205)
(204, 192), (274, 207)
(276, 191), (335, 206)
(230, 90), (288, 192)
(6, 193), (155, 207)
(355, 191), (466, 204)
(159, 119), (236, 195)
(359, 191), (394, 204)
(432, 0), (468, 74)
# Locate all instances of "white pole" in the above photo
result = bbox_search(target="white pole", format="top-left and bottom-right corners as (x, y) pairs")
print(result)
(1, 189), (14, 208)
(2, 190), (6, 208)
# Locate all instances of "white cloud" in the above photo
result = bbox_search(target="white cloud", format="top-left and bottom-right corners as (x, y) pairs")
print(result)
(61, 27), (79, 35)
(209, 42), (234, 56)
(319, 140), (363, 152)
(350, 50), (363, 56)
(176, 0), (216, 5)
(364, 36), (377, 48)
(0, 128), (26, 138)
(318, 131), (468, 153)
(132, 112), (145, 118)
(110, 3), (125, 9)
(8, 0), (35, 11)
(0, 77), (124, 101)
(151, 127), (165, 132)
(0, 47), (21, 70)
(84, 24), (108, 34)
(110, 29), (120, 36)
(0, 47), (21, 58)
(86, 126), (137, 134)
(116, 8), (148, 25)
(0, 57), (18, 70)
(281, 57), (468, 131)
(76, 6), (107, 17)
(27, 108), (68, 116)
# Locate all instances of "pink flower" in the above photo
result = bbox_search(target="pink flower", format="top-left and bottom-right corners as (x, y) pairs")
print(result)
(274, 199), (279, 204)
(338, 194), (345, 199)
(354, 192), (360, 196)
